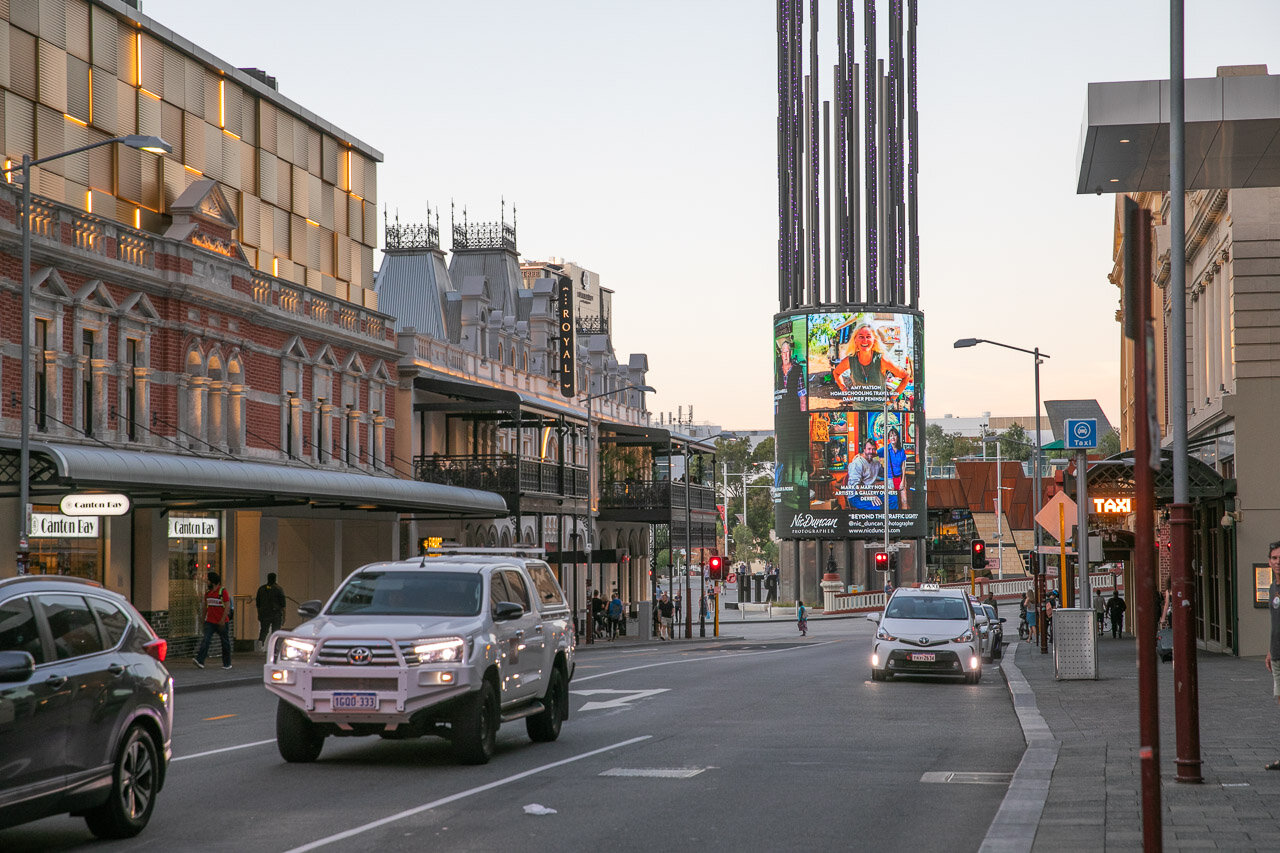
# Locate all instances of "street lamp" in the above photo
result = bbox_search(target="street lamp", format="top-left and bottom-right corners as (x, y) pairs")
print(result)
(581, 380), (654, 642)
(955, 337), (1050, 653)
(10, 135), (172, 572)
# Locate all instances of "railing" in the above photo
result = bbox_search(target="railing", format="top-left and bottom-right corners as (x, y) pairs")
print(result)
(0, 180), (392, 345)
(413, 454), (586, 498)
(600, 479), (670, 510)
(826, 571), (1125, 613)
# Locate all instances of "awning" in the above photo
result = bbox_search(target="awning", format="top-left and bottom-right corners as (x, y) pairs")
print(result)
(0, 440), (508, 517)
(1077, 73), (1280, 194)
(412, 372), (587, 422)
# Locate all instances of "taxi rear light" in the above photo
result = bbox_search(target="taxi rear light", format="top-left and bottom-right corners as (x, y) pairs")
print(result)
(143, 637), (167, 663)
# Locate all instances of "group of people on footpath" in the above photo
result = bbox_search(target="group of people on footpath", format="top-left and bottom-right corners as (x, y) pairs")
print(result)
(192, 570), (287, 669)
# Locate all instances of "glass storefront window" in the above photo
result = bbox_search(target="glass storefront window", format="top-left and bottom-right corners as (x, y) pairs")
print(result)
(27, 505), (104, 581)
(168, 512), (224, 637)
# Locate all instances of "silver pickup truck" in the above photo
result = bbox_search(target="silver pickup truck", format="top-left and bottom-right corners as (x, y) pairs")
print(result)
(264, 550), (575, 764)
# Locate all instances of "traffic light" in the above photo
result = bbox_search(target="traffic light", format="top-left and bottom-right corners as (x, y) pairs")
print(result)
(709, 555), (723, 578)
(874, 551), (889, 572)
(971, 539), (986, 569)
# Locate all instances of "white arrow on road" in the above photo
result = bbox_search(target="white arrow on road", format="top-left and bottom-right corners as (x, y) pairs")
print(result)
(571, 688), (669, 712)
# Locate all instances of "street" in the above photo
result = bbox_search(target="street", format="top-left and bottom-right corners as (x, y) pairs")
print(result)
(0, 618), (1022, 853)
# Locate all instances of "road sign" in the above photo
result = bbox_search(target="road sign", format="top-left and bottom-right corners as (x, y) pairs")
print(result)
(1035, 491), (1078, 536)
(727, 572), (737, 584)
(1064, 418), (1097, 449)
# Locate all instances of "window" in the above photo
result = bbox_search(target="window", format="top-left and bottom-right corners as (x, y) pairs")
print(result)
(526, 563), (567, 610)
(125, 338), (140, 441)
(500, 570), (532, 611)
(89, 597), (130, 648)
(34, 319), (49, 432)
(41, 594), (105, 660)
(81, 329), (96, 437)
(0, 596), (44, 662)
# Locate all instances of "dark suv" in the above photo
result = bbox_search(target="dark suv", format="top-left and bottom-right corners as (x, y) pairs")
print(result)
(0, 575), (173, 838)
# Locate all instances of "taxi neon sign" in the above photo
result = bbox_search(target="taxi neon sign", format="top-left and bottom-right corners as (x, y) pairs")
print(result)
(1091, 497), (1132, 514)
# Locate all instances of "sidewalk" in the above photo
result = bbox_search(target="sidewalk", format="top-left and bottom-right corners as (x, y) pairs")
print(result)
(995, 635), (1280, 852)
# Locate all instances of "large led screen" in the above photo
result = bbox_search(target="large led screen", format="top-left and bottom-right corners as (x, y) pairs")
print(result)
(773, 308), (925, 539)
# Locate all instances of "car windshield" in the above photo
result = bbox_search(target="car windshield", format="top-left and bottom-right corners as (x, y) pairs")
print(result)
(328, 571), (482, 616)
(983, 605), (998, 619)
(884, 595), (970, 620)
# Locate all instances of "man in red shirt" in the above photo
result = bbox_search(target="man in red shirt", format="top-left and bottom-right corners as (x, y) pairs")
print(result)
(193, 571), (233, 670)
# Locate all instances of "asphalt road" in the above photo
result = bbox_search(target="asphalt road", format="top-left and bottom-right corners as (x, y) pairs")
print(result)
(0, 618), (1023, 853)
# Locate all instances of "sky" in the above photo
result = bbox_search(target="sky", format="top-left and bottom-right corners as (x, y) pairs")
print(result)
(142, 0), (1280, 432)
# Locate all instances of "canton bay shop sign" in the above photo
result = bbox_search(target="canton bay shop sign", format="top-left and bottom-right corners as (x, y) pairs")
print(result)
(168, 517), (220, 539)
(60, 493), (131, 516)
(31, 513), (99, 538)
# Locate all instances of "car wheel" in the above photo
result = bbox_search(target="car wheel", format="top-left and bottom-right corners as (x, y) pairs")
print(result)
(276, 699), (325, 763)
(527, 667), (566, 743)
(993, 640), (1003, 659)
(453, 681), (499, 764)
(83, 725), (161, 839)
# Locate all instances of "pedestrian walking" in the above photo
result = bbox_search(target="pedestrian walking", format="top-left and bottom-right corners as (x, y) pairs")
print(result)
(255, 572), (286, 652)
(1093, 589), (1106, 636)
(606, 592), (624, 640)
(1025, 591), (1038, 644)
(1106, 589), (1126, 639)
(657, 592), (674, 640)
(193, 571), (233, 670)
(1044, 594), (1055, 644)
(1263, 542), (1280, 770)
(797, 599), (808, 636)
(982, 591), (998, 616)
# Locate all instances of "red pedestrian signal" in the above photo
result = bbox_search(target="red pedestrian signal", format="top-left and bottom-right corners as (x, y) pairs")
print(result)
(971, 539), (986, 569)
(874, 551), (889, 571)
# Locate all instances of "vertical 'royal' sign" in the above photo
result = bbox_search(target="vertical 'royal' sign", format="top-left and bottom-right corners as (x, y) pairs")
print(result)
(557, 275), (575, 396)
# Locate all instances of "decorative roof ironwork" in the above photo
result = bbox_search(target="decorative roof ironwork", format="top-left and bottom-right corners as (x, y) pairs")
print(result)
(576, 316), (609, 336)
(384, 208), (440, 251)
(451, 199), (518, 253)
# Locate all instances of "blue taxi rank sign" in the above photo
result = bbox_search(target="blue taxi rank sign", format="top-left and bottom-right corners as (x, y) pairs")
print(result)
(1065, 418), (1097, 450)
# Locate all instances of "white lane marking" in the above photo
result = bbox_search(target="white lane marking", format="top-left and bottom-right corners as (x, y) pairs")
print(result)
(573, 640), (837, 683)
(571, 688), (669, 711)
(283, 735), (652, 852)
(172, 739), (276, 762)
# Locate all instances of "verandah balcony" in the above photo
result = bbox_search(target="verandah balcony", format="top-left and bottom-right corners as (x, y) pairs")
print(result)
(412, 454), (587, 499)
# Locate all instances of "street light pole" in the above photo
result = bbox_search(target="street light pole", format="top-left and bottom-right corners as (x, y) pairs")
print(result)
(10, 135), (170, 572)
(955, 337), (1051, 653)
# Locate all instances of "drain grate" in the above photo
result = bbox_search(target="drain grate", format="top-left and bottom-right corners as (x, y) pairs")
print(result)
(920, 771), (1013, 785)
(599, 768), (707, 779)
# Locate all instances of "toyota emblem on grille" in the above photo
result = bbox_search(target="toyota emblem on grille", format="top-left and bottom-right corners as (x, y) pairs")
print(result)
(919, 637), (930, 645)
(347, 647), (372, 665)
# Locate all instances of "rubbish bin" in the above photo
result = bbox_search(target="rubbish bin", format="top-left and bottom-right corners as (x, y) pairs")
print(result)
(638, 601), (653, 641)
(1053, 608), (1098, 679)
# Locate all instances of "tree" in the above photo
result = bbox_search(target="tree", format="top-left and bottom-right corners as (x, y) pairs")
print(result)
(730, 523), (760, 561)
(1097, 429), (1121, 457)
(925, 424), (980, 467)
(999, 423), (1033, 462)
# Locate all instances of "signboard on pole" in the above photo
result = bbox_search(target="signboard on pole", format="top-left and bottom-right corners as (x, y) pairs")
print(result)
(1064, 418), (1097, 449)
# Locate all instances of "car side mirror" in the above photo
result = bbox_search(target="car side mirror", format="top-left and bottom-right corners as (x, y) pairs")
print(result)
(298, 600), (322, 619)
(866, 612), (881, 623)
(999, 617), (1007, 623)
(494, 601), (524, 621)
(0, 650), (36, 682)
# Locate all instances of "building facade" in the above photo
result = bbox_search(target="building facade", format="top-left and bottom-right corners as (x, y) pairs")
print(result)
(0, 0), (502, 654)
(376, 220), (718, 624)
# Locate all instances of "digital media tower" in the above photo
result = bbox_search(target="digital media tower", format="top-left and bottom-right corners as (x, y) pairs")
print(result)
(773, 0), (924, 605)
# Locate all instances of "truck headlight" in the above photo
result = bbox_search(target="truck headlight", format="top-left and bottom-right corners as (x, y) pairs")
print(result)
(411, 637), (465, 663)
(278, 637), (317, 662)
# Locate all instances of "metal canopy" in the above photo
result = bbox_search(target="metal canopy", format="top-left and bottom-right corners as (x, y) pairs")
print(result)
(1080, 450), (1227, 501)
(412, 373), (586, 423)
(1077, 73), (1280, 194)
(0, 440), (508, 517)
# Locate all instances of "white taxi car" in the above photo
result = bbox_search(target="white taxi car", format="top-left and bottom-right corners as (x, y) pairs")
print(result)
(867, 584), (986, 683)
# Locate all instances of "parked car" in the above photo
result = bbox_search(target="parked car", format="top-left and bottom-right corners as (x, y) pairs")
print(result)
(0, 575), (173, 838)
(980, 603), (1005, 661)
(265, 549), (575, 764)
